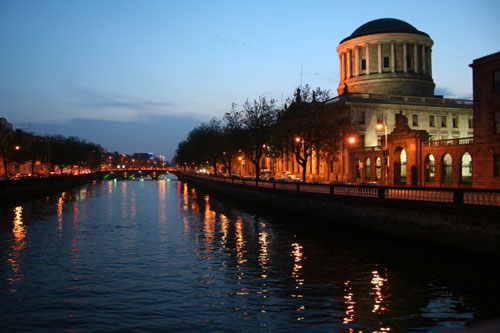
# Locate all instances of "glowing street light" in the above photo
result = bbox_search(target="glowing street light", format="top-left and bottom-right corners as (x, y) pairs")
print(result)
(14, 145), (20, 150)
(295, 137), (301, 143)
(348, 136), (356, 145)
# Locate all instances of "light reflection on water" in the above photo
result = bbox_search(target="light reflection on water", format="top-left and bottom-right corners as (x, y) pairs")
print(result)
(0, 180), (495, 331)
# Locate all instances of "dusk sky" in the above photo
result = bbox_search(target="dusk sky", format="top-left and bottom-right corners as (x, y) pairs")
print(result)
(1, 0), (499, 160)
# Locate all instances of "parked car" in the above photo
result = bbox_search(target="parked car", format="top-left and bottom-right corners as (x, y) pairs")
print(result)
(275, 178), (291, 182)
(260, 169), (273, 180)
(308, 180), (325, 184)
(359, 181), (381, 186)
(231, 174), (242, 179)
(329, 181), (352, 185)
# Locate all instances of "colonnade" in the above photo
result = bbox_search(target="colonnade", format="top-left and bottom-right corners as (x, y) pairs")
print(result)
(338, 41), (432, 82)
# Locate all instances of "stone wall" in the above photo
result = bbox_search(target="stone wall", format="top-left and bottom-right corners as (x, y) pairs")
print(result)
(180, 173), (500, 256)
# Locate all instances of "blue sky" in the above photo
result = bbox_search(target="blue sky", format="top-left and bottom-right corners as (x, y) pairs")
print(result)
(1, 0), (499, 159)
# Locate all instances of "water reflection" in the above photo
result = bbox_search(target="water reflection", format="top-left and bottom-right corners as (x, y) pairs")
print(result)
(8, 206), (26, 292)
(0, 181), (492, 332)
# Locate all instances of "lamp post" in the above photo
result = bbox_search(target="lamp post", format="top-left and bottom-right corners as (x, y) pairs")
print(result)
(376, 118), (389, 185)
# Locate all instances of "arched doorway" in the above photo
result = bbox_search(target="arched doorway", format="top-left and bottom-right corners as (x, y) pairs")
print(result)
(424, 154), (435, 183)
(442, 153), (452, 184)
(460, 152), (472, 184)
(355, 158), (361, 180)
(394, 147), (407, 185)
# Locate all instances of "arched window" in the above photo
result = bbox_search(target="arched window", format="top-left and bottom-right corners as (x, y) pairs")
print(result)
(400, 149), (407, 184)
(376, 157), (382, 180)
(355, 158), (361, 179)
(425, 154), (435, 182)
(461, 152), (472, 184)
(365, 158), (371, 180)
(442, 153), (452, 184)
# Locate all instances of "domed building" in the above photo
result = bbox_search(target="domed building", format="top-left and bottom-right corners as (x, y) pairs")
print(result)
(337, 18), (435, 97)
(274, 18), (474, 186)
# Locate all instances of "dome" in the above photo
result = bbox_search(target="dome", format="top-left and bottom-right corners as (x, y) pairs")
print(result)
(340, 18), (429, 44)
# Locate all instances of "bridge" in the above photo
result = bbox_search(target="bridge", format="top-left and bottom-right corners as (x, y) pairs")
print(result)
(97, 168), (179, 180)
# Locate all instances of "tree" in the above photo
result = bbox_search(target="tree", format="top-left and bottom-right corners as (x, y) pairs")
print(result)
(276, 86), (346, 182)
(225, 97), (279, 180)
(0, 124), (13, 178)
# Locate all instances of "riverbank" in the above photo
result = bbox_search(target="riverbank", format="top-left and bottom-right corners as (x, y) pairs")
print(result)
(178, 172), (500, 256)
(0, 173), (97, 206)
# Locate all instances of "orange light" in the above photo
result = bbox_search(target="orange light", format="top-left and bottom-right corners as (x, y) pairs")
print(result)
(376, 123), (384, 130)
(238, 156), (243, 161)
(295, 137), (301, 143)
(348, 137), (356, 144)
(14, 145), (20, 150)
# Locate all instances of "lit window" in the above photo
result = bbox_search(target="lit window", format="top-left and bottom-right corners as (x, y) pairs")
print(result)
(429, 115), (435, 127)
(453, 117), (458, 128)
(441, 116), (447, 127)
(412, 114), (418, 127)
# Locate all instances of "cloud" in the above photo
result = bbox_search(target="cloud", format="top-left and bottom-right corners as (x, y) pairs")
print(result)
(435, 86), (472, 100)
(73, 87), (173, 111)
(17, 114), (202, 160)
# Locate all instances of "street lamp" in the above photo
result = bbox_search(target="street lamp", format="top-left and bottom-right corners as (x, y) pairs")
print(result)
(376, 118), (389, 185)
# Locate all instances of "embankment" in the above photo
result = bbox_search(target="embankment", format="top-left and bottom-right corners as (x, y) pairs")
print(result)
(179, 173), (500, 256)
(0, 174), (97, 206)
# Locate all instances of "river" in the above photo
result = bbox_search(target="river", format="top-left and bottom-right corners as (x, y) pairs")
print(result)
(0, 179), (498, 332)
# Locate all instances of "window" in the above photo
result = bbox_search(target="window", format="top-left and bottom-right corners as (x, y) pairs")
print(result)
(468, 118), (473, 129)
(495, 111), (500, 134)
(495, 155), (500, 177)
(453, 117), (458, 128)
(383, 56), (389, 68)
(376, 157), (382, 180)
(365, 158), (371, 180)
(378, 135), (383, 147)
(442, 153), (452, 184)
(494, 71), (500, 92)
(358, 111), (365, 124)
(361, 59), (366, 71)
(425, 154), (435, 182)
(441, 116), (447, 127)
(429, 115), (435, 127)
(359, 134), (365, 148)
(412, 114), (418, 127)
(460, 152), (472, 184)
(406, 55), (412, 70)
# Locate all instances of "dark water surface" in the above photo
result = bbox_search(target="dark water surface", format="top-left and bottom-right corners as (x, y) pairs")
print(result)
(0, 180), (499, 332)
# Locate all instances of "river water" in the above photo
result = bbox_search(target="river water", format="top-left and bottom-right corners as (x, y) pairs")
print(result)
(0, 179), (499, 332)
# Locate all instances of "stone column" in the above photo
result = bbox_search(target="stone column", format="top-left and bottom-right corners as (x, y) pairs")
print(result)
(354, 46), (359, 76)
(414, 43), (419, 73)
(429, 49), (432, 77)
(366, 43), (370, 75)
(378, 42), (382, 73)
(403, 42), (407, 73)
(391, 42), (395, 73)
(339, 53), (343, 82)
(347, 49), (352, 78)
(421, 45), (426, 75)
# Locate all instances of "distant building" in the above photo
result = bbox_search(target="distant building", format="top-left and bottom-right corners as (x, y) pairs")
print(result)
(133, 153), (155, 161)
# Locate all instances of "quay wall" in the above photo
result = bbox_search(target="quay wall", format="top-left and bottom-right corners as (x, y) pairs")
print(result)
(178, 173), (500, 256)
(0, 174), (98, 205)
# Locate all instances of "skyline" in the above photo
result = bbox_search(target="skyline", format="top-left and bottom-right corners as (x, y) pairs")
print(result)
(1, 0), (499, 159)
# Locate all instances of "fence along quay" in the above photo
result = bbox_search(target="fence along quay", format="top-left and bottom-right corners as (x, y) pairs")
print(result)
(178, 172), (500, 256)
